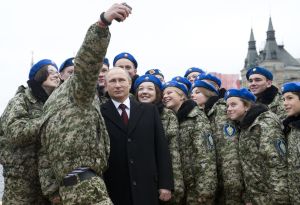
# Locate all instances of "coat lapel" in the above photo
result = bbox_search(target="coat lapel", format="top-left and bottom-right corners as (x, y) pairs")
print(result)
(101, 99), (128, 133)
(127, 99), (144, 136)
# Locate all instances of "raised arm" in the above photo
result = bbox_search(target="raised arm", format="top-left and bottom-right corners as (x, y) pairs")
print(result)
(72, 3), (131, 105)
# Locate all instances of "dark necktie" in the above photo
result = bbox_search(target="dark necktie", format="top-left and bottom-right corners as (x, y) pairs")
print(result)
(119, 104), (129, 125)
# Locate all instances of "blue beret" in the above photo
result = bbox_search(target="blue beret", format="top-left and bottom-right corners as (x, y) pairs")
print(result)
(113, 52), (138, 69)
(184, 67), (205, 78)
(163, 81), (189, 97)
(224, 88), (256, 102)
(29, 59), (58, 80)
(191, 80), (219, 95)
(282, 82), (300, 94)
(196, 73), (222, 87)
(103, 57), (110, 67)
(59, 57), (74, 72)
(246, 66), (273, 80)
(145, 69), (164, 78)
(171, 76), (192, 90)
(134, 74), (162, 92)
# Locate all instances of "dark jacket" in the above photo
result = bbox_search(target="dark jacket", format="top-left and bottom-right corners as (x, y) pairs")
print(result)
(101, 98), (173, 205)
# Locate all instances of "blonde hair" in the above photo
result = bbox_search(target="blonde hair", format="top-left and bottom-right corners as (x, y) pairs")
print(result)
(198, 87), (218, 98)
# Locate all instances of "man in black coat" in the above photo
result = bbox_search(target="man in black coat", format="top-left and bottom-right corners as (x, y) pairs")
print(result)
(101, 67), (174, 205)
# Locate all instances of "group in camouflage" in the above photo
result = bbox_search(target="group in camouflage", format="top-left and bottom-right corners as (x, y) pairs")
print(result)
(1, 3), (300, 205)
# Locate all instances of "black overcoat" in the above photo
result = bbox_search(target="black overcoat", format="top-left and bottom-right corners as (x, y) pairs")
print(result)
(101, 98), (173, 205)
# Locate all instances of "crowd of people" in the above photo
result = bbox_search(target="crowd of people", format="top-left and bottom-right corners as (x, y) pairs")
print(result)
(0, 2), (300, 205)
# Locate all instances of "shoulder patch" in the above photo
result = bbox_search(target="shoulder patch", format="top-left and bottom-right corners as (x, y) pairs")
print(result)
(275, 139), (286, 157)
(206, 133), (214, 150)
(223, 123), (236, 138)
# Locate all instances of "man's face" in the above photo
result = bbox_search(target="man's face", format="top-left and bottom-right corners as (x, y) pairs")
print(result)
(105, 68), (131, 102)
(248, 74), (272, 95)
(98, 64), (109, 86)
(60, 66), (74, 81)
(114, 58), (137, 78)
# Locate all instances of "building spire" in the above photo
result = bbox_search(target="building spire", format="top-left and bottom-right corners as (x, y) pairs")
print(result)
(30, 51), (34, 67)
(244, 28), (258, 69)
(264, 17), (278, 60)
(267, 17), (275, 41)
(250, 28), (255, 41)
(267, 17), (274, 31)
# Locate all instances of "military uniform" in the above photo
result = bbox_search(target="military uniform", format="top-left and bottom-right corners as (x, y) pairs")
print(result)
(0, 86), (49, 205)
(177, 100), (217, 205)
(160, 107), (184, 204)
(238, 105), (289, 205)
(38, 23), (112, 204)
(206, 97), (243, 205)
(283, 115), (300, 204)
(256, 85), (286, 121)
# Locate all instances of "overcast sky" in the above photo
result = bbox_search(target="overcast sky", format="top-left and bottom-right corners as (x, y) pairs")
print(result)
(0, 0), (299, 113)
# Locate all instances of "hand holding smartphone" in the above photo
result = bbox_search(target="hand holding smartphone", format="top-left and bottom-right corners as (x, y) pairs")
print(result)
(115, 3), (132, 22)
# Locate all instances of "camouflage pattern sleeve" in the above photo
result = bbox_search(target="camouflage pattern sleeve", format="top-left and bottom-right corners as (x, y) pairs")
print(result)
(192, 108), (217, 198)
(259, 117), (289, 204)
(1, 91), (43, 147)
(269, 93), (286, 121)
(239, 111), (289, 204)
(72, 23), (110, 106)
(208, 99), (244, 205)
(161, 108), (184, 204)
(286, 127), (300, 204)
(38, 126), (59, 198)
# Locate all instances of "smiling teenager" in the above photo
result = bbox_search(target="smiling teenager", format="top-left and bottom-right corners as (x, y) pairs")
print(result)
(0, 59), (60, 204)
(225, 88), (289, 205)
(282, 82), (300, 204)
(163, 80), (217, 205)
(134, 74), (184, 204)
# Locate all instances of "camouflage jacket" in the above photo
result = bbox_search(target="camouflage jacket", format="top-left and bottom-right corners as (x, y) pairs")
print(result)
(177, 100), (217, 198)
(206, 98), (243, 194)
(160, 107), (184, 203)
(38, 23), (111, 196)
(283, 116), (300, 204)
(0, 86), (44, 179)
(256, 85), (286, 121)
(238, 105), (289, 204)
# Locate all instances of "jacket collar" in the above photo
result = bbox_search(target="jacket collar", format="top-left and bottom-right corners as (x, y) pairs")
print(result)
(177, 99), (197, 123)
(239, 103), (269, 129)
(204, 96), (220, 115)
(283, 115), (300, 134)
(256, 85), (279, 105)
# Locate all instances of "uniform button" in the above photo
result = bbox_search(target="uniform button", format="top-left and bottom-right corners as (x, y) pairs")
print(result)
(127, 138), (132, 142)
(132, 181), (137, 186)
(130, 159), (134, 164)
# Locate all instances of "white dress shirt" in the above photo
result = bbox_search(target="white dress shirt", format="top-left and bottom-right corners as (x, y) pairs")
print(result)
(111, 97), (130, 118)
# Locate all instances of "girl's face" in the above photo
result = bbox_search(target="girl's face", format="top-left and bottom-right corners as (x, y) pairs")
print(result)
(42, 66), (60, 92)
(190, 87), (209, 107)
(163, 87), (184, 112)
(226, 97), (248, 121)
(283, 92), (300, 117)
(137, 82), (157, 103)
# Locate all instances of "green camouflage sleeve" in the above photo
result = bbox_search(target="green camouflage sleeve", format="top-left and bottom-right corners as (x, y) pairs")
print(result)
(260, 124), (289, 204)
(38, 130), (59, 198)
(269, 94), (286, 121)
(1, 94), (43, 147)
(72, 23), (110, 105)
(193, 112), (217, 198)
(161, 109), (184, 203)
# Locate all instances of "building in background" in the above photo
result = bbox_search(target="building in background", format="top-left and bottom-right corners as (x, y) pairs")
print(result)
(210, 72), (241, 90)
(241, 17), (300, 89)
